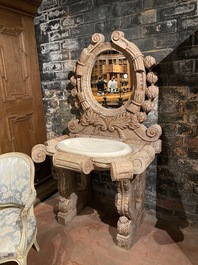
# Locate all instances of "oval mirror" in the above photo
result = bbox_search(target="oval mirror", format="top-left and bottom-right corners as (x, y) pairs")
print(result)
(74, 31), (147, 117)
(91, 50), (133, 109)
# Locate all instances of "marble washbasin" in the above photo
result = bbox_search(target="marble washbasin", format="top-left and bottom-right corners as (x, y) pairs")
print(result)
(56, 137), (133, 158)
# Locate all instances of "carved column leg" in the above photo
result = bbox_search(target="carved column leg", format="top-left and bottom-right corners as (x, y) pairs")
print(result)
(115, 172), (146, 249)
(56, 168), (78, 225)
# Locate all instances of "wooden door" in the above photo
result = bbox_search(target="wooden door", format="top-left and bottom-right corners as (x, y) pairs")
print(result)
(0, 3), (51, 184)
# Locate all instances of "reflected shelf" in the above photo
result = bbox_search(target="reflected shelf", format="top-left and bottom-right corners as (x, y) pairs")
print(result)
(94, 91), (131, 108)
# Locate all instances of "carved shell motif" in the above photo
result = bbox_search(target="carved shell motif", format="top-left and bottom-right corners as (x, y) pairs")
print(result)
(143, 55), (156, 69)
(146, 85), (159, 100)
(147, 71), (158, 85)
(136, 111), (147, 123)
(142, 100), (154, 113)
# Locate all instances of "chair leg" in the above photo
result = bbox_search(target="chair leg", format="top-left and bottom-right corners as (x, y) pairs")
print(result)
(34, 238), (40, 252)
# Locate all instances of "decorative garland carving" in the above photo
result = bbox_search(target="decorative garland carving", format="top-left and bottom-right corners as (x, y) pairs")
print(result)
(81, 109), (107, 130)
(81, 109), (140, 131)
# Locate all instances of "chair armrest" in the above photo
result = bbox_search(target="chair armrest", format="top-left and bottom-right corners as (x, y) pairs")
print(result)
(24, 191), (36, 211)
(16, 207), (28, 257)
(16, 191), (36, 257)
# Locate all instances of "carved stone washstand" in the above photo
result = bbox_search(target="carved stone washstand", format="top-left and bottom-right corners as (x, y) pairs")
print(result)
(32, 31), (162, 249)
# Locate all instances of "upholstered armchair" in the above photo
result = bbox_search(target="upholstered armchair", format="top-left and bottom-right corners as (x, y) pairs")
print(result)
(0, 152), (39, 265)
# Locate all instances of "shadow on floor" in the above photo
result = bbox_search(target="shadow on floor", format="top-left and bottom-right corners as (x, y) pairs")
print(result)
(154, 218), (188, 243)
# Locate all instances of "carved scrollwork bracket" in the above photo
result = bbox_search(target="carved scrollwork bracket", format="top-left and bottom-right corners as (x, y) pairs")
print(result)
(31, 144), (47, 163)
(53, 151), (94, 175)
(111, 31), (145, 72)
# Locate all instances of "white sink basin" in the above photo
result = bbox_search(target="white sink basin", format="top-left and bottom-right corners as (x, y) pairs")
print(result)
(56, 137), (133, 158)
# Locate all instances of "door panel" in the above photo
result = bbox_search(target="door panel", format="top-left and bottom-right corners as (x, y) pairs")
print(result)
(0, 10), (45, 154)
(0, 7), (51, 184)
(7, 113), (35, 154)
(0, 29), (31, 101)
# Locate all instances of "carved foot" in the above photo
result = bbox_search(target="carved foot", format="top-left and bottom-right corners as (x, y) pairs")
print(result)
(57, 193), (78, 225)
(34, 238), (40, 252)
(116, 211), (145, 249)
(116, 216), (135, 250)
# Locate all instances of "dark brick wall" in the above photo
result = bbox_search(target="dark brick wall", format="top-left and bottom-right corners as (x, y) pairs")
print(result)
(155, 35), (198, 226)
(34, 0), (198, 225)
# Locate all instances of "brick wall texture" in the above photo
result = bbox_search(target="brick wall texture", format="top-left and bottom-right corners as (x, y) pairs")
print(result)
(34, 0), (198, 225)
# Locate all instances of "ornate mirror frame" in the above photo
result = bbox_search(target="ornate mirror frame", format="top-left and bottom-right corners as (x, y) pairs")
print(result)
(68, 31), (161, 145)
(74, 30), (146, 116)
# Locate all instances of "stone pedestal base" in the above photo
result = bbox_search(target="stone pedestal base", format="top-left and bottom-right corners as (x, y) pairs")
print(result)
(57, 208), (77, 226)
(116, 209), (145, 249)
(57, 193), (78, 225)
(56, 169), (92, 226)
(115, 173), (146, 249)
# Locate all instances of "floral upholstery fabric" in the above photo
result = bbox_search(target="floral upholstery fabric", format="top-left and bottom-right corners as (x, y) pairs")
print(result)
(0, 207), (36, 259)
(0, 152), (38, 264)
(0, 157), (31, 205)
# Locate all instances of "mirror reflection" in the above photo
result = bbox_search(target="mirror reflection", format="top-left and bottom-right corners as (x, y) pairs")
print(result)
(91, 50), (133, 108)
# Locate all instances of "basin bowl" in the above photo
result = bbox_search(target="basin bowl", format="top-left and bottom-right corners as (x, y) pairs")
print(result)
(56, 137), (133, 158)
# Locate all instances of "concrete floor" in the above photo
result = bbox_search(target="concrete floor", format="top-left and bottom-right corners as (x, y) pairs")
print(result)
(23, 193), (198, 265)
